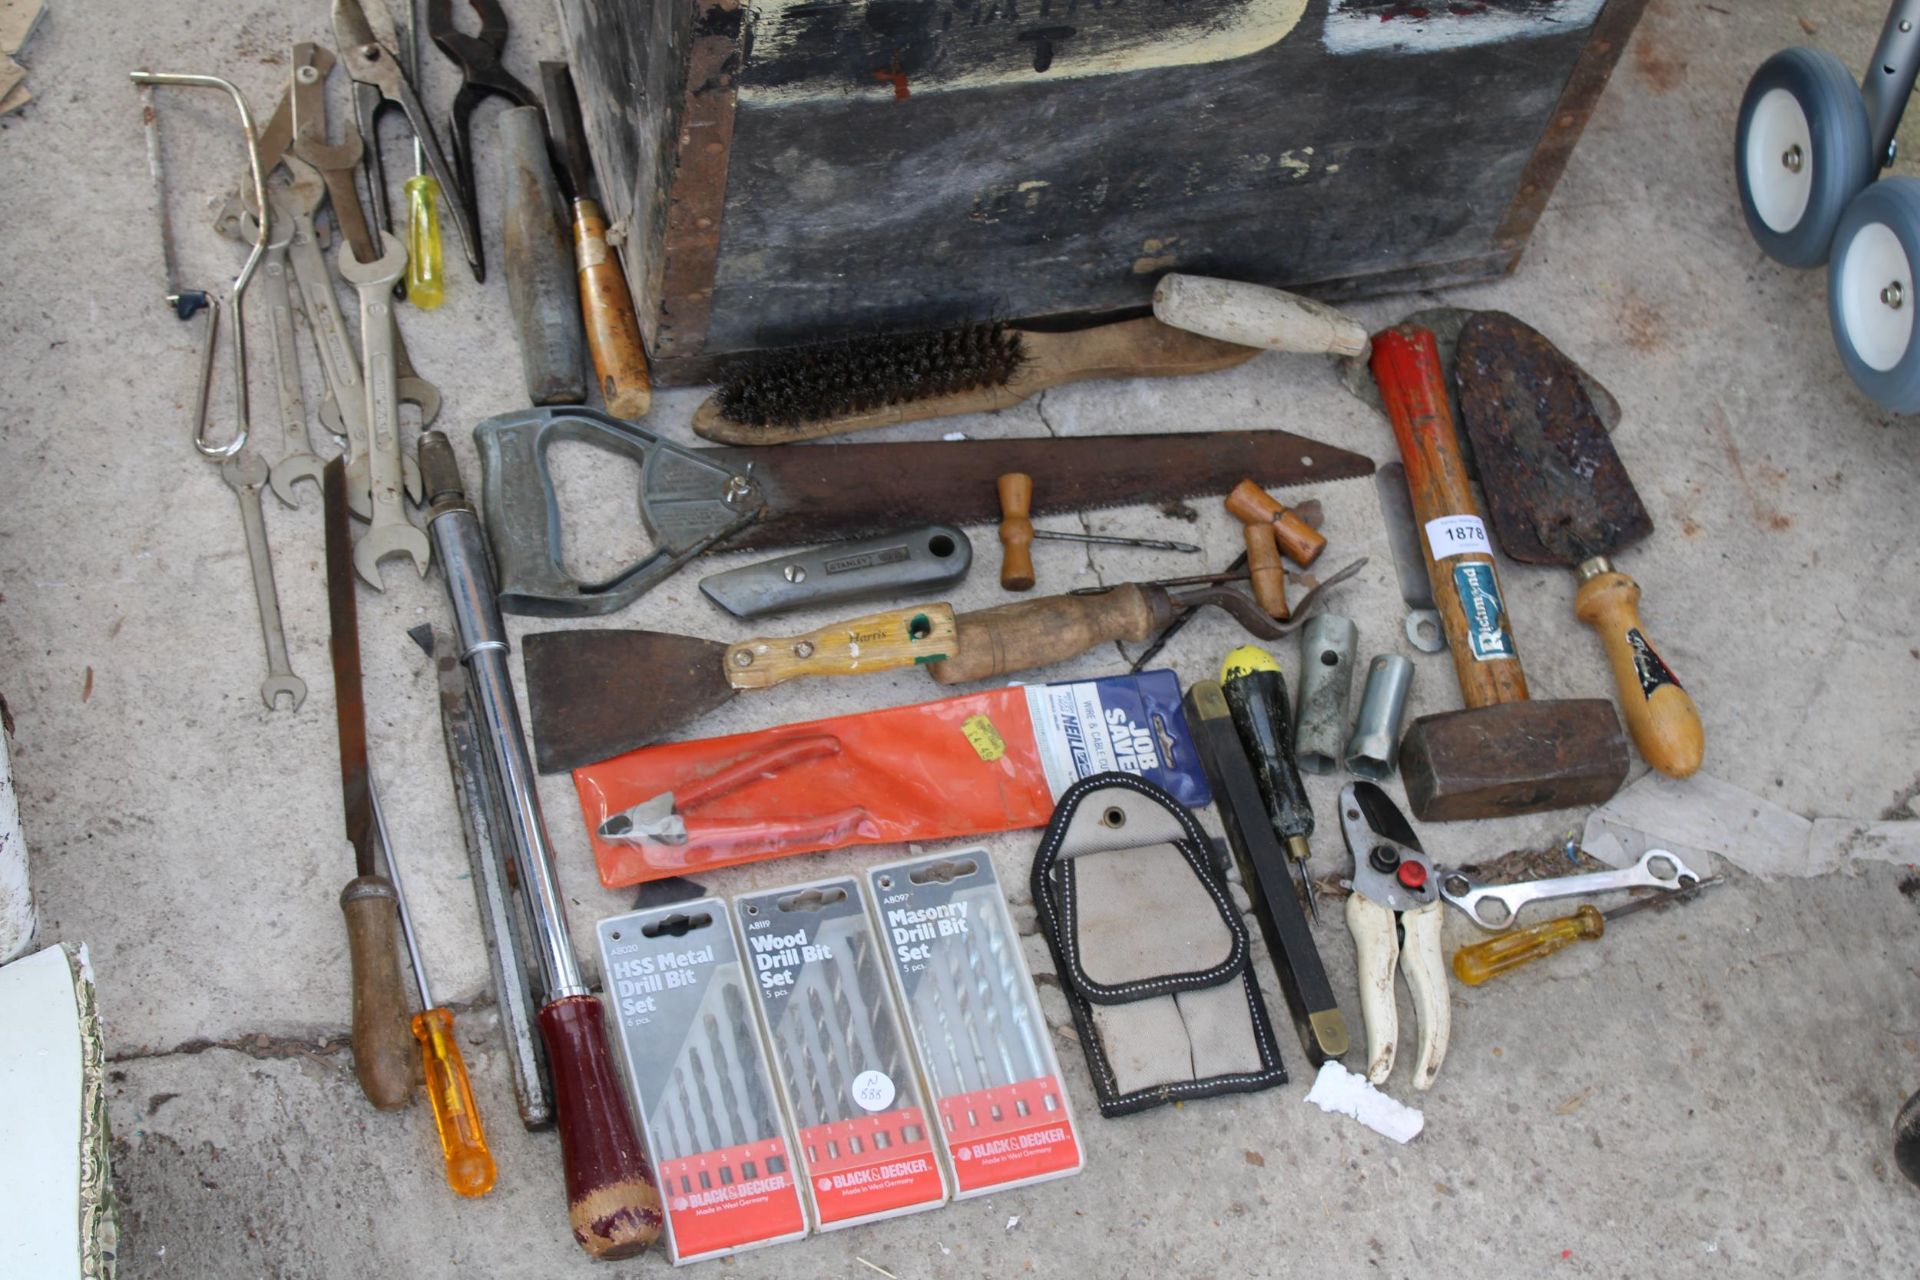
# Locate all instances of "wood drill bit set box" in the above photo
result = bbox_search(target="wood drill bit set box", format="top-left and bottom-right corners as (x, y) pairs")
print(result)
(554, 0), (1648, 383)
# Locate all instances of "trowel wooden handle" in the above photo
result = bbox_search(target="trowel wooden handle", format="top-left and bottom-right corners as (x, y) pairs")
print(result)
(1243, 521), (1290, 620)
(1153, 274), (1371, 358)
(1574, 568), (1703, 778)
(572, 197), (653, 419)
(929, 584), (1170, 685)
(998, 473), (1036, 591)
(1224, 479), (1327, 566)
(725, 604), (959, 690)
(341, 875), (416, 1111)
(1369, 325), (1528, 709)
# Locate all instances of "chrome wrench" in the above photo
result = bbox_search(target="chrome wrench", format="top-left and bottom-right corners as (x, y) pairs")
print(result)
(250, 208), (326, 507)
(1439, 848), (1702, 931)
(220, 453), (308, 710)
(339, 230), (431, 587)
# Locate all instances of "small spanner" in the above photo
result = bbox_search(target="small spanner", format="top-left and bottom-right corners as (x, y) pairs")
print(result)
(339, 230), (431, 588)
(1439, 848), (1702, 931)
(290, 59), (380, 278)
(220, 453), (308, 710)
(247, 208), (326, 507)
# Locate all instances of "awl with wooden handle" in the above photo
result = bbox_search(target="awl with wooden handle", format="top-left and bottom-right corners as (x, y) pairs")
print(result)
(499, 105), (587, 406)
(524, 569), (1367, 772)
(541, 62), (652, 418)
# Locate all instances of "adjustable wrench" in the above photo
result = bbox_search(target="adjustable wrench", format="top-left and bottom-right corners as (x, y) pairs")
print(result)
(220, 453), (308, 710)
(339, 231), (431, 588)
(249, 209), (325, 507)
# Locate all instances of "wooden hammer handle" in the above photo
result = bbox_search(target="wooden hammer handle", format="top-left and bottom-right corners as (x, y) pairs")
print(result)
(928, 584), (1171, 684)
(998, 473), (1036, 591)
(1369, 326), (1528, 709)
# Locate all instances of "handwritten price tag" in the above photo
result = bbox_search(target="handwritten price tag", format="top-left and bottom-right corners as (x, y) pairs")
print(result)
(850, 1070), (896, 1113)
(1425, 515), (1491, 560)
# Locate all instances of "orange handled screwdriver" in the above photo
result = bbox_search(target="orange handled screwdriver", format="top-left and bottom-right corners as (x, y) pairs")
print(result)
(1451, 877), (1719, 986)
(370, 773), (497, 1196)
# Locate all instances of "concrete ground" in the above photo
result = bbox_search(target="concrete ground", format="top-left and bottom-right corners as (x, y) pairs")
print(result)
(4, 0), (1919, 1274)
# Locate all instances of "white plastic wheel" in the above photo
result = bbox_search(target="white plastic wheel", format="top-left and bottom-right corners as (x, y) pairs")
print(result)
(1744, 88), (1815, 233)
(1828, 178), (1920, 412)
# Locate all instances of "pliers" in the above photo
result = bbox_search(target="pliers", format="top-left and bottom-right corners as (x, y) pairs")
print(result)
(1339, 781), (1450, 1091)
(427, 0), (539, 283)
(333, 0), (484, 280)
(597, 735), (864, 857)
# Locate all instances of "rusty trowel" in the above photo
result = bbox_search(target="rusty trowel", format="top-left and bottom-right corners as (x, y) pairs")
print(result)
(1453, 312), (1703, 780)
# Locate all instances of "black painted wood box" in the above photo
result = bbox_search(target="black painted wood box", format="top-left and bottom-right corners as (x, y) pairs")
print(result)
(556, 0), (1648, 385)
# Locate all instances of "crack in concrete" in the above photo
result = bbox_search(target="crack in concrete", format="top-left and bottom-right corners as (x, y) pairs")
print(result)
(108, 995), (498, 1065)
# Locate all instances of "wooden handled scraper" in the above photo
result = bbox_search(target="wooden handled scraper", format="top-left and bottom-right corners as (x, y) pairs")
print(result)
(1454, 312), (1704, 779)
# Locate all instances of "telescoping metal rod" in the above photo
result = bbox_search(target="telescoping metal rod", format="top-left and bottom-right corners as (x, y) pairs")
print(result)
(129, 71), (268, 459)
(418, 430), (662, 1260)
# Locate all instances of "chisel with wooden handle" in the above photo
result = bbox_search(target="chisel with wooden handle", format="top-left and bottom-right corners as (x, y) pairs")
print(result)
(499, 105), (587, 405)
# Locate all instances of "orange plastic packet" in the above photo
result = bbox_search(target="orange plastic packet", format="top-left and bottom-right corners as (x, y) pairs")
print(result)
(573, 671), (1210, 886)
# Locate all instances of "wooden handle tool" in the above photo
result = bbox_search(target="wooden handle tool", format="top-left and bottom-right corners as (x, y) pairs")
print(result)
(1575, 563), (1703, 778)
(997, 472), (1037, 591)
(1225, 478), (1327, 566)
(928, 584), (1172, 685)
(573, 196), (653, 418)
(1242, 521), (1290, 620)
(340, 876), (417, 1110)
(1153, 274), (1371, 359)
(725, 605), (959, 690)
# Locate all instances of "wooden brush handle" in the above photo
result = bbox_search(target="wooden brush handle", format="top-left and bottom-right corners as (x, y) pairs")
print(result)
(1243, 522), (1290, 620)
(1574, 566), (1703, 778)
(690, 318), (1258, 445)
(1152, 274), (1370, 358)
(1369, 325), (1528, 710)
(340, 876), (416, 1111)
(1223, 478), (1327, 566)
(571, 198), (653, 420)
(725, 605), (958, 690)
(928, 584), (1172, 685)
(998, 472), (1036, 591)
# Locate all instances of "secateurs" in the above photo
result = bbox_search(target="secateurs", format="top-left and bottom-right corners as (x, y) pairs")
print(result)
(1339, 781), (1449, 1092)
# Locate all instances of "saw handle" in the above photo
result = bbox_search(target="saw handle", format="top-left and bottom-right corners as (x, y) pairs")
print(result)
(340, 876), (416, 1111)
(572, 196), (653, 419)
(1370, 325), (1528, 710)
(997, 473), (1036, 591)
(725, 605), (959, 690)
(1224, 479), (1327, 566)
(929, 584), (1171, 685)
(1575, 567), (1704, 779)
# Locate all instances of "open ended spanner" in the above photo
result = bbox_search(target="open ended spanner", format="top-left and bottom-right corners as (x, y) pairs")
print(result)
(1439, 848), (1702, 931)
(248, 208), (326, 506)
(220, 453), (308, 710)
(339, 230), (431, 587)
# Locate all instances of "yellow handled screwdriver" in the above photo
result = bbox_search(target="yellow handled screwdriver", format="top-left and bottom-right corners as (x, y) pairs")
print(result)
(402, 2), (445, 309)
(370, 774), (496, 1196)
(1451, 877), (1720, 986)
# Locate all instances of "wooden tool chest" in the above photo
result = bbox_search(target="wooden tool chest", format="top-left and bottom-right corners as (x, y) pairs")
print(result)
(556, 0), (1649, 385)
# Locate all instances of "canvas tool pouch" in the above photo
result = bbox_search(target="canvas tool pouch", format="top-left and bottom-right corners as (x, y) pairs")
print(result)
(1030, 773), (1286, 1118)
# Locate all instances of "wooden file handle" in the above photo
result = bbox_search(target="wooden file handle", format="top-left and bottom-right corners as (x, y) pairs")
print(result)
(1152, 274), (1372, 359)
(1369, 325), (1528, 710)
(928, 584), (1172, 685)
(1574, 566), (1704, 779)
(724, 604), (959, 690)
(340, 875), (416, 1112)
(571, 197), (653, 419)
(539, 995), (664, 1258)
(1224, 478), (1327, 566)
(998, 472), (1036, 591)
(1243, 521), (1290, 620)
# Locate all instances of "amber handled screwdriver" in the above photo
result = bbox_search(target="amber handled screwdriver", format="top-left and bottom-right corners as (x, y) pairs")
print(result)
(402, 1), (446, 310)
(370, 773), (497, 1197)
(1452, 878), (1720, 986)
(541, 62), (652, 418)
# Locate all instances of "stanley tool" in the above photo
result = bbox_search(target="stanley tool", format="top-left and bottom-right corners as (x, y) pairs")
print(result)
(336, 0), (482, 280)
(1339, 781), (1449, 1092)
(698, 526), (974, 620)
(474, 406), (1374, 616)
(1455, 312), (1704, 779)
(370, 774), (498, 1196)
(1369, 324), (1628, 822)
(418, 432), (663, 1258)
(542, 61), (654, 418)
(525, 567), (1361, 772)
(324, 459), (416, 1111)
(1451, 877), (1719, 986)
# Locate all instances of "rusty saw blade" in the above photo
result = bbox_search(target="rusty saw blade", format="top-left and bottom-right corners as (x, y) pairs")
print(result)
(704, 430), (1374, 553)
